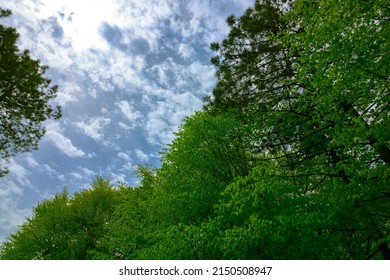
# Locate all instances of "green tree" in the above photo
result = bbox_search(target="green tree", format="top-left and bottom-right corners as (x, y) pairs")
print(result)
(0, 178), (116, 260)
(282, 0), (390, 258)
(0, 8), (61, 176)
(138, 222), (217, 259)
(0, 189), (72, 259)
(96, 167), (156, 259)
(69, 177), (116, 259)
(206, 0), (389, 259)
(210, 163), (389, 259)
(205, 0), (294, 117)
(151, 111), (252, 228)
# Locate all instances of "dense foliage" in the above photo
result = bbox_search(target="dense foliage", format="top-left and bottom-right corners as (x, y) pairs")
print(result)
(0, 8), (61, 176)
(1, 0), (388, 259)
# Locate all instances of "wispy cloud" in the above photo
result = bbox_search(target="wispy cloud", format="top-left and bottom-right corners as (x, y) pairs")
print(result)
(23, 154), (59, 178)
(116, 100), (141, 126)
(135, 149), (150, 162)
(55, 82), (81, 107)
(117, 151), (131, 162)
(44, 121), (87, 158)
(178, 43), (194, 60)
(75, 117), (111, 144)
(0, 159), (34, 241)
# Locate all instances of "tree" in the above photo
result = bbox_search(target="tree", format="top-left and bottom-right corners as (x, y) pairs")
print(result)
(0, 8), (61, 176)
(205, 0), (294, 117)
(151, 111), (252, 228)
(96, 168), (156, 260)
(282, 0), (390, 258)
(69, 177), (116, 259)
(206, 0), (389, 259)
(0, 178), (116, 260)
(0, 189), (72, 259)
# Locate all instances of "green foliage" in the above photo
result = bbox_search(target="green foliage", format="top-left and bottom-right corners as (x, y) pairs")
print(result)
(68, 177), (116, 259)
(0, 8), (61, 176)
(136, 223), (218, 260)
(205, 0), (293, 115)
(95, 178), (154, 259)
(151, 111), (251, 227)
(214, 165), (390, 259)
(0, 178), (116, 259)
(0, 189), (71, 259)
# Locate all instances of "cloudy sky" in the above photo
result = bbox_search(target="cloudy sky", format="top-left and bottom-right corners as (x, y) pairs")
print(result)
(0, 0), (253, 242)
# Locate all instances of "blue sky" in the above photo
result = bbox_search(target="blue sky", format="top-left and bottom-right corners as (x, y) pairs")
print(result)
(0, 0), (253, 242)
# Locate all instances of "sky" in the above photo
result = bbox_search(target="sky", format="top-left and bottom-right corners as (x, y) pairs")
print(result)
(0, 0), (254, 242)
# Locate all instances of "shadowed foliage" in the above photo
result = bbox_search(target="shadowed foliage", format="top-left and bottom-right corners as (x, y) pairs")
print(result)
(0, 8), (61, 176)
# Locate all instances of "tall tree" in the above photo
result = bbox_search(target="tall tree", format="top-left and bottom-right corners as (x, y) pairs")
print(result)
(151, 111), (251, 228)
(205, 0), (294, 117)
(96, 167), (156, 260)
(282, 0), (390, 259)
(206, 0), (389, 259)
(0, 8), (61, 176)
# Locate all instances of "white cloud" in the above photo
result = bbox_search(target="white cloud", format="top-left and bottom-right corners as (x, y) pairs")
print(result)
(24, 154), (40, 169)
(135, 149), (150, 162)
(118, 151), (131, 161)
(121, 162), (133, 172)
(172, 92), (203, 123)
(55, 82), (80, 107)
(44, 121), (86, 157)
(41, 164), (57, 177)
(82, 167), (95, 177)
(22, 154), (59, 178)
(144, 90), (202, 146)
(0, 176), (25, 199)
(56, 90), (77, 107)
(188, 62), (215, 89)
(117, 152), (133, 171)
(70, 167), (95, 182)
(5, 0), (158, 94)
(118, 122), (132, 130)
(47, 130), (86, 157)
(36, 0), (114, 52)
(109, 172), (127, 184)
(75, 117), (111, 143)
(71, 172), (83, 180)
(7, 159), (32, 188)
(145, 112), (174, 146)
(0, 159), (33, 242)
(0, 191), (30, 242)
(116, 100), (141, 125)
(178, 43), (193, 60)
(141, 95), (152, 106)
(87, 66), (116, 92)
(148, 63), (170, 87)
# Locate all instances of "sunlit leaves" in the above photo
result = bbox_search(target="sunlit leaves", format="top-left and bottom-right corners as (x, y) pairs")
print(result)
(153, 111), (251, 227)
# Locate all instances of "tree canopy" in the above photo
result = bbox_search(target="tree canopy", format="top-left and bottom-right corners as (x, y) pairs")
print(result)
(0, 8), (61, 176)
(1, 0), (388, 260)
